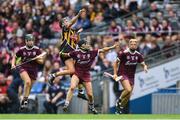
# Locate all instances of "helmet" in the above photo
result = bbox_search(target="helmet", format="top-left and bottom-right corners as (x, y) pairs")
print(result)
(78, 40), (87, 47)
(25, 34), (34, 41)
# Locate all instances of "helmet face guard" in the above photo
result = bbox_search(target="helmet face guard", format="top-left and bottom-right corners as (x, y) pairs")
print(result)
(78, 40), (87, 48)
(60, 17), (70, 27)
(78, 40), (90, 51)
(25, 34), (34, 48)
(25, 34), (34, 41)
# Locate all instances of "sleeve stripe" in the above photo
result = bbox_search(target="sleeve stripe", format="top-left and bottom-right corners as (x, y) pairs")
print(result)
(117, 57), (120, 62)
(97, 50), (100, 56)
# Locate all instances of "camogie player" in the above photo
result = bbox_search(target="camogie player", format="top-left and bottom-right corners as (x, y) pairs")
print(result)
(113, 38), (148, 114)
(60, 40), (119, 114)
(11, 34), (46, 110)
(48, 9), (87, 100)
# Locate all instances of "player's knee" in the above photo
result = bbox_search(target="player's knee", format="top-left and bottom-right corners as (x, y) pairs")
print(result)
(69, 86), (76, 92)
(125, 87), (132, 93)
(25, 80), (31, 87)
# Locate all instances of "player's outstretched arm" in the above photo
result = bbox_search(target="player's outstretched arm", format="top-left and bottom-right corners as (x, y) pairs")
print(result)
(36, 52), (47, 64)
(99, 42), (119, 53)
(141, 62), (148, 73)
(67, 9), (86, 28)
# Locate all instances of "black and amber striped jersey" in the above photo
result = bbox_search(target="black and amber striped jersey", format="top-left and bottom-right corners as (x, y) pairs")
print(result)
(59, 26), (80, 52)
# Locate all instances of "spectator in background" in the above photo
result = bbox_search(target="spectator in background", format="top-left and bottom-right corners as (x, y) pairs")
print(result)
(124, 19), (136, 34)
(52, 47), (61, 63)
(125, 0), (143, 12)
(162, 35), (176, 58)
(100, 59), (111, 71)
(93, 12), (104, 26)
(44, 76), (65, 114)
(168, 10), (177, 20)
(104, 0), (118, 21)
(74, 9), (91, 30)
(108, 20), (122, 37)
(165, 4), (173, 14)
(42, 60), (52, 82)
(39, 17), (53, 39)
(0, 29), (7, 50)
(0, 48), (10, 76)
(49, 14), (62, 38)
(0, 73), (10, 113)
(92, 2), (104, 25)
(138, 34), (151, 56)
(156, 11), (164, 22)
(161, 19), (172, 36)
(148, 39), (160, 55)
(138, 19), (149, 34)
(67, 9), (75, 20)
(150, 17), (162, 36)
(145, 2), (160, 18)
(7, 71), (23, 113)
(87, 4), (96, 23)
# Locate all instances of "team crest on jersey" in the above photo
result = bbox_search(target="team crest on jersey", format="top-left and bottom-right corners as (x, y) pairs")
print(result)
(83, 55), (86, 59)
(135, 56), (138, 60)
(87, 54), (90, 58)
(28, 52), (31, 56)
(77, 54), (80, 58)
(33, 51), (36, 56)
(131, 56), (135, 60)
(23, 52), (26, 56)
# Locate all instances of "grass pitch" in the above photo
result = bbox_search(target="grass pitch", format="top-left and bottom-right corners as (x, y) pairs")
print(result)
(0, 114), (180, 120)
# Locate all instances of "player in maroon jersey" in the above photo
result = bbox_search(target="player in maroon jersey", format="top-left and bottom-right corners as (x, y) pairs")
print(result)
(11, 34), (45, 110)
(113, 38), (148, 114)
(48, 9), (88, 101)
(60, 40), (119, 114)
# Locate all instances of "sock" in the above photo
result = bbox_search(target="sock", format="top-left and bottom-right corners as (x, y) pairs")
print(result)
(23, 97), (28, 101)
(64, 101), (69, 106)
(88, 101), (95, 109)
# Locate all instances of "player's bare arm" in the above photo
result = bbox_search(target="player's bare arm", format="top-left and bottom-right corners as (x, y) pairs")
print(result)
(113, 59), (120, 80)
(141, 62), (148, 73)
(11, 53), (16, 69)
(67, 9), (86, 28)
(99, 42), (119, 53)
(36, 52), (47, 64)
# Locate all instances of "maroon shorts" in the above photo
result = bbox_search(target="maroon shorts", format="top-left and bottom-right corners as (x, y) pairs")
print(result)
(75, 71), (91, 83)
(18, 67), (37, 80)
(120, 74), (134, 86)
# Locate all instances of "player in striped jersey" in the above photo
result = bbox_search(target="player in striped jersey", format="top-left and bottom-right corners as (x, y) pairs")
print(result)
(48, 9), (88, 100)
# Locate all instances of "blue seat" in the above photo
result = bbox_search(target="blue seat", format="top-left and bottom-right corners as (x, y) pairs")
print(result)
(31, 82), (45, 94)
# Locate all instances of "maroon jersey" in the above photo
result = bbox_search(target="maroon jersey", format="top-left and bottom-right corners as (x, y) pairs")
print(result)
(117, 48), (144, 79)
(16, 46), (41, 72)
(69, 49), (98, 72)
